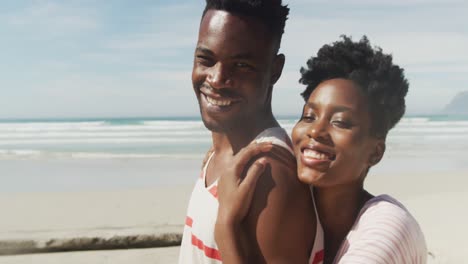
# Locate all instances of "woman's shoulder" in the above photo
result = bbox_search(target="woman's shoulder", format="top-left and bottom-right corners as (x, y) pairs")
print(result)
(358, 194), (418, 226)
(360, 194), (409, 218)
(357, 194), (426, 243)
(336, 194), (428, 263)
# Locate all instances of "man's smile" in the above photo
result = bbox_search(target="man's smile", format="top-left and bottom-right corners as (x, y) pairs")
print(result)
(205, 94), (233, 106)
(199, 85), (242, 110)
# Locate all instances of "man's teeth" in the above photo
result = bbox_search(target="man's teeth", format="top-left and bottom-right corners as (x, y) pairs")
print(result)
(303, 149), (331, 160)
(206, 95), (232, 106)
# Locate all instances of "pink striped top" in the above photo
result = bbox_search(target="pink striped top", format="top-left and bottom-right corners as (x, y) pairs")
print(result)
(333, 195), (427, 263)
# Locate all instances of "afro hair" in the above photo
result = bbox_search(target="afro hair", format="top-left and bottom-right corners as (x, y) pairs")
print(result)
(299, 36), (409, 138)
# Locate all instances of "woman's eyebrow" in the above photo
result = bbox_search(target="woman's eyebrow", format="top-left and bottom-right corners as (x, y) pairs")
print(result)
(306, 102), (353, 113)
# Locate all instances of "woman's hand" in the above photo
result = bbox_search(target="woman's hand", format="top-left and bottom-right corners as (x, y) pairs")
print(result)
(216, 141), (273, 226)
(214, 141), (273, 263)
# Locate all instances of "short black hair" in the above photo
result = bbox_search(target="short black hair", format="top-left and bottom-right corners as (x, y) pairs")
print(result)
(203, 0), (289, 52)
(299, 36), (409, 138)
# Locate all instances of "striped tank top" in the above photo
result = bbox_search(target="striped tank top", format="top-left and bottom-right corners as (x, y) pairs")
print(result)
(178, 127), (324, 263)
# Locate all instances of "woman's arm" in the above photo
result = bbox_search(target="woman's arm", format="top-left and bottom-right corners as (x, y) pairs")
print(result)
(214, 142), (272, 264)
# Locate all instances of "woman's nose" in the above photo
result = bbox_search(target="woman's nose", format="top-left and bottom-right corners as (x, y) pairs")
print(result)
(307, 119), (329, 141)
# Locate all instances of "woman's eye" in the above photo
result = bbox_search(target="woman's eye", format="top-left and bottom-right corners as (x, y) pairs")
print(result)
(301, 115), (316, 122)
(332, 120), (352, 129)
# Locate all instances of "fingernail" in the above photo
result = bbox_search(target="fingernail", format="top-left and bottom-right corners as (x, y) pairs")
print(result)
(261, 145), (273, 152)
(257, 158), (268, 165)
(255, 139), (273, 144)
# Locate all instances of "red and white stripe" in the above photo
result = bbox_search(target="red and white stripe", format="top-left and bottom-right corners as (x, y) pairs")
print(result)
(179, 127), (325, 263)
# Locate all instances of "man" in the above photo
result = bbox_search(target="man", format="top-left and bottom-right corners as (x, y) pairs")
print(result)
(179, 1), (317, 263)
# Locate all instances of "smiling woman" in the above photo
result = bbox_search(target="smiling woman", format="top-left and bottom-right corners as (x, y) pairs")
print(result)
(214, 36), (427, 264)
(293, 79), (377, 188)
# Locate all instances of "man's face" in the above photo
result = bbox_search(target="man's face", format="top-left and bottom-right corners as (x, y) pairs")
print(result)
(192, 9), (283, 132)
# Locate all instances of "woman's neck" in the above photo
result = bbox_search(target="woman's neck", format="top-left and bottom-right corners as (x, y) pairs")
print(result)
(314, 183), (372, 263)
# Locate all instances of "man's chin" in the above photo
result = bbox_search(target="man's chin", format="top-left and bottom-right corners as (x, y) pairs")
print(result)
(200, 113), (244, 133)
(201, 116), (226, 133)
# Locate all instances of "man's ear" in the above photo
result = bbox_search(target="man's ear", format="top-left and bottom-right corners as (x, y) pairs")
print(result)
(369, 140), (385, 167)
(271, 53), (285, 85)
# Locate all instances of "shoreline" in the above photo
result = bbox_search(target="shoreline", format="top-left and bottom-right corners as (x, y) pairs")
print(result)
(0, 157), (466, 263)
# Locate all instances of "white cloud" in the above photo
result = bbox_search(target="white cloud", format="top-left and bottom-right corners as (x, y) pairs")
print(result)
(405, 77), (466, 114)
(1, 1), (467, 118)
(374, 32), (468, 66)
(406, 65), (468, 74)
(292, 0), (465, 6)
(280, 16), (468, 74)
(0, 70), (197, 118)
(4, 0), (98, 33)
(79, 2), (200, 68)
(133, 70), (191, 82)
(106, 32), (195, 52)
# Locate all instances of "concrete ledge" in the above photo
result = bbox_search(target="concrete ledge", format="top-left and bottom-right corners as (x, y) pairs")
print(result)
(0, 233), (182, 256)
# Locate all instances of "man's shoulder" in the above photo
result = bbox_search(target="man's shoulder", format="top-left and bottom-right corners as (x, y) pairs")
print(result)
(255, 126), (294, 154)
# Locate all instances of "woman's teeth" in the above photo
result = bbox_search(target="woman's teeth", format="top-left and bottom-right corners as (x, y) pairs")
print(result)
(303, 149), (331, 160)
(206, 95), (232, 106)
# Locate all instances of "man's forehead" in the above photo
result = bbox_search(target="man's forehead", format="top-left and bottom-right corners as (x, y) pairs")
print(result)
(198, 9), (275, 55)
(200, 10), (270, 39)
(201, 10), (230, 33)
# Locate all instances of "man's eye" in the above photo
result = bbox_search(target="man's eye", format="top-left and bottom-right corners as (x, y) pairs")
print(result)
(235, 62), (254, 70)
(196, 56), (214, 66)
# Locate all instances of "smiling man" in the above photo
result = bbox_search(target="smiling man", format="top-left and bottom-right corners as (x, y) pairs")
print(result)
(178, 1), (318, 263)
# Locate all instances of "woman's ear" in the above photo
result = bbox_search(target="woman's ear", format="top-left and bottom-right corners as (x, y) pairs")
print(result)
(369, 140), (385, 167)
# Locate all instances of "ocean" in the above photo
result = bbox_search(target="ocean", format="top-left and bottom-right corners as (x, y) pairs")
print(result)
(1, 115), (467, 192)
(0, 115), (467, 160)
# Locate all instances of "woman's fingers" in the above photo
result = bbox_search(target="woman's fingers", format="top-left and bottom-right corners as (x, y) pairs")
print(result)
(239, 158), (267, 193)
(234, 141), (272, 172)
(268, 145), (296, 172)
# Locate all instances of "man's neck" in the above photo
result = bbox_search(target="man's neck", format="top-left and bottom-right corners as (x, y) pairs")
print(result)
(211, 113), (279, 155)
(204, 113), (278, 186)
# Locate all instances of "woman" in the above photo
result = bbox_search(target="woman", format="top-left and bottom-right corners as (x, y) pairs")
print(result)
(214, 36), (427, 263)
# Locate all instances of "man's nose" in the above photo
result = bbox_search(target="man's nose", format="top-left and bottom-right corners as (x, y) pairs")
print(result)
(206, 62), (232, 89)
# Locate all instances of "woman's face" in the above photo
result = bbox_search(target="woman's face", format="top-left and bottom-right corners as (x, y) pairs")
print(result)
(291, 78), (384, 187)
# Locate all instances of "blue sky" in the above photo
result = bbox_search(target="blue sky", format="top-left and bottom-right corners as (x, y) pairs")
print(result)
(1, 0), (467, 118)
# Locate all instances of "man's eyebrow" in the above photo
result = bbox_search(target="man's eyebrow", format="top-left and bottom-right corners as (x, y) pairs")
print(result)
(195, 47), (255, 60)
(195, 46), (214, 56)
(230, 52), (255, 60)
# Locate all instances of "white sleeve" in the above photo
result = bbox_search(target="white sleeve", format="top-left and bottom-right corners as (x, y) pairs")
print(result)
(336, 201), (427, 264)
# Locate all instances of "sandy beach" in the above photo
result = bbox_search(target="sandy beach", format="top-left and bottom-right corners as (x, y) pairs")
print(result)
(0, 247), (181, 264)
(0, 156), (467, 263)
